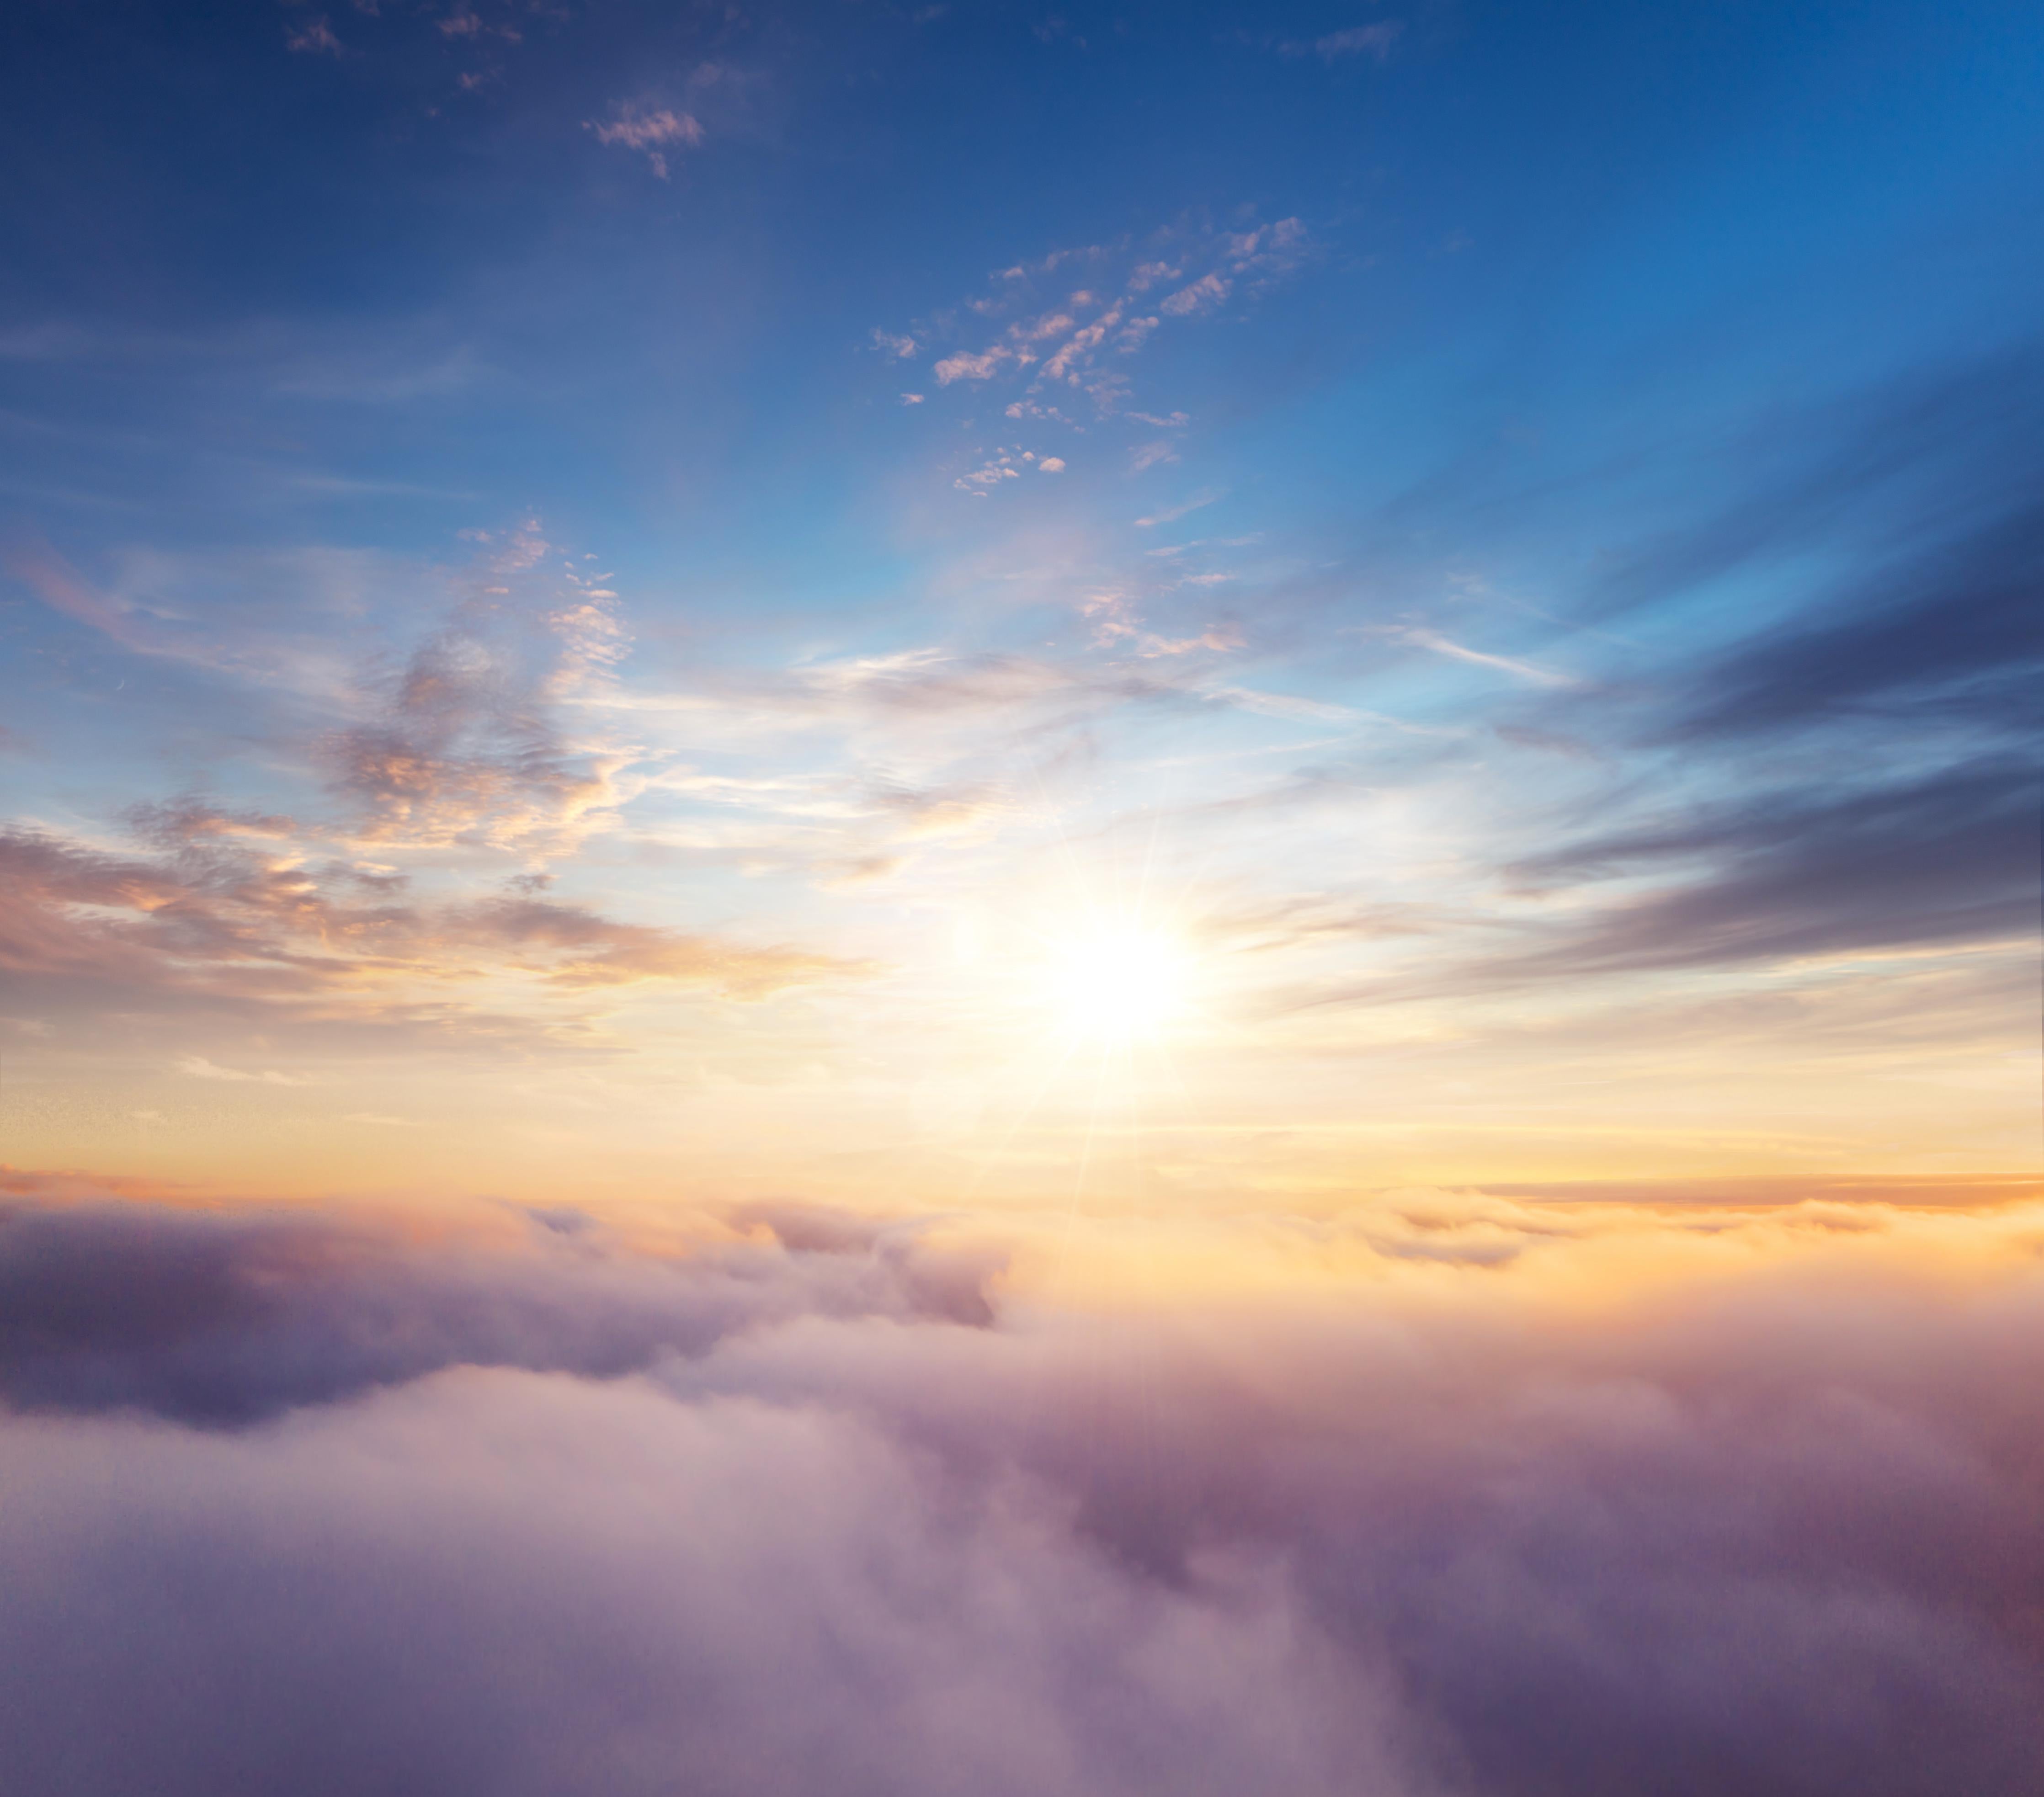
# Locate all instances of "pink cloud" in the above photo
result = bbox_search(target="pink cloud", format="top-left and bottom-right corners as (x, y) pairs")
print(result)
(1160, 272), (1230, 317)
(933, 347), (1011, 384)
(587, 106), (706, 180)
(285, 16), (342, 55)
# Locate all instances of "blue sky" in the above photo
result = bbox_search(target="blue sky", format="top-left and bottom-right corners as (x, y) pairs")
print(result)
(0, 0), (2039, 1202)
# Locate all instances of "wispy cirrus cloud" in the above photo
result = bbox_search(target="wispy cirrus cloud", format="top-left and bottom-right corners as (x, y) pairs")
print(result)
(174, 1055), (312, 1086)
(1134, 489), (1220, 528)
(1374, 625), (1583, 688)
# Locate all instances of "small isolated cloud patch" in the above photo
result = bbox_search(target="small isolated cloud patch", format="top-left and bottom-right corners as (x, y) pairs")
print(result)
(955, 447), (1034, 493)
(934, 347), (1012, 385)
(1038, 457), (1066, 473)
(174, 1056), (310, 1088)
(1135, 490), (1221, 528)
(587, 106), (705, 180)
(1285, 21), (1405, 62)
(286, 16), (342, 54)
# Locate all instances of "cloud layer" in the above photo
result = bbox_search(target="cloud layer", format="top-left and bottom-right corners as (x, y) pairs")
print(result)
(2, 1191), (2040, 1796)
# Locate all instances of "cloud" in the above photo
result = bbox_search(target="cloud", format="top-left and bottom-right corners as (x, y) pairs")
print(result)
(1380, 625), (1582, 687)
(1038, 457), (1065, 473)
(1284, 22), (1405, 63)
(173, 1055), (310, 1087)
(1134, 490), (1220, 528)
(451, 897), (862, 995)
(587, 106), (705, 179)
(872, 330), (919, 361)
(878, 220), (1313, 436)
(1127, 261), (1181, 293)
(1129, 440), (1180, 473)
(1668, 492), (2044, 740)
(285, 16), (342, 55)
(315, 525), (640, 854)
(955, 449), (1026, 492)
(1588, 344), (2044, 745)
(1040, 306), (1123, 381)
(0, 1190), (2039, 1796)
(1210, 684), (1362, 724)
(1160, 271), (1230, 317)
(899, 392), (925, 404)
(0, 813), (865, 1035)
(933, 347), (1013, 384)
(868, 779), (1009, 840)
(1498, 755), (2040, 975)
(4, 539), (161, 656)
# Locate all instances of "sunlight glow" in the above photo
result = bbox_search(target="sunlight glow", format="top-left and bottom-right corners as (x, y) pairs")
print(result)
(1048, 923), (1194, 1045)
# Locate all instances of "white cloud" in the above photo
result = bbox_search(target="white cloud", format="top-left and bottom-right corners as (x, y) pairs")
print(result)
(1284, 22), (1405, 63)
(1129, 441), (1180, 473)
(900, 393), (925, 405)
(1038, 457), (1066, 473)
(955, 451), (1024, 493)
(1209, 684), (1364, 723)
(872, 330), (919, 361)
(1382, 627), (1582, 688)
(1134, 490), (1221, 529)
(175, 1055), (312, 1088)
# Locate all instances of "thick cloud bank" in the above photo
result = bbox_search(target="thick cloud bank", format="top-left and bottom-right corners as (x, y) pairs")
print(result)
(2, 1193), (2041, 1797)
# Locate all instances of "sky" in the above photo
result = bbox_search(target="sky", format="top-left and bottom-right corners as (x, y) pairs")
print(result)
(2, 0), (2038, 1208)
(1, 4), (2042, 1791)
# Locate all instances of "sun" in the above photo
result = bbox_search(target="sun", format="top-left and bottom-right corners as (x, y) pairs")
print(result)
(1048, 923), (1194, 1046)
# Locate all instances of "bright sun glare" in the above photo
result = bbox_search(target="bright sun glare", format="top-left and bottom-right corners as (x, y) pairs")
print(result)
(1049, 924), (1193, 1045)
